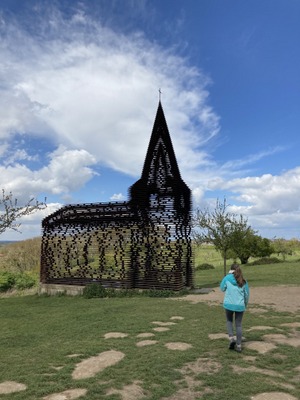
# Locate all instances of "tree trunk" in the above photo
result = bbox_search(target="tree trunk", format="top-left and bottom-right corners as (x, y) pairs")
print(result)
(240, 257), (249, 264)
(223, 251), (227, 276)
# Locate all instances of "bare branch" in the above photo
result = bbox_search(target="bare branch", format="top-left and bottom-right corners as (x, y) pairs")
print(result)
(0, 189), (47, 235)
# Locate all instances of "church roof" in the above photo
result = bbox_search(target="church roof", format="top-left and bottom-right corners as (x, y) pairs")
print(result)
(140, 101), (181, 182)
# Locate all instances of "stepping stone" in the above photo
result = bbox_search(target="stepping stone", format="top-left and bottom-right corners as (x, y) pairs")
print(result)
(72, 350), (125, 379)
(247, 326), (275, 331)
(153, 327), (170, 332)
(165, 342), (192, 351)
(106, 381), (146, 399)
(251, 393), (298, 400)
(136, 332), (155, 338)
(104, 332), (128, 339)
(66, 354), (82, 358)
(232, 365), (283, 378)
(263, 334), (300, 347)
(208, 333), (246, 341)
(208, 333), (228, 340)
(280, 322), (300, 328)
(152, 321), (176, 326)
(0, 381), (27, 394)
(43, 388), (87, 400)
(244, 341), (277, 354)
(136, 340), (158, 347)
(170, 316), (184, 320)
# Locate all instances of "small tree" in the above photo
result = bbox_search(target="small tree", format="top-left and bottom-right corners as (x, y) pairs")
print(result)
(193, 198), (249, 275)
(0, 189), (46, 235)
(231, 231), (274, 264)
(272, 238), (293, 260)
(255, 237), (274, 259)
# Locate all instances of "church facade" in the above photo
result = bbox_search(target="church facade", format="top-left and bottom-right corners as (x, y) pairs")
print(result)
(40, 102), (193, 291)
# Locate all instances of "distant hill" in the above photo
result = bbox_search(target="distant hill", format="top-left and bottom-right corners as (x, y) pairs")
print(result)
(0, 241), (19, 246)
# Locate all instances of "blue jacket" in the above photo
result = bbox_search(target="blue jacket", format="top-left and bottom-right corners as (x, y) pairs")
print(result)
(220, 273), (249, 312)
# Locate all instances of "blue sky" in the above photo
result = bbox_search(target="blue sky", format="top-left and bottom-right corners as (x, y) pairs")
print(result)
(0, 0), (300, 240)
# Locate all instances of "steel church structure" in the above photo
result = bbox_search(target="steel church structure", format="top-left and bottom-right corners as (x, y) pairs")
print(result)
(40, 102), (193, 291)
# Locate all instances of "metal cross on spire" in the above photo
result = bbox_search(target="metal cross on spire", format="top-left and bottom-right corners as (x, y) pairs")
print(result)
(159, 88), (162, 102)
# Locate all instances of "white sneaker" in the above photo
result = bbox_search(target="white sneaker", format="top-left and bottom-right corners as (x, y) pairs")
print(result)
(236, 344), (242, 353)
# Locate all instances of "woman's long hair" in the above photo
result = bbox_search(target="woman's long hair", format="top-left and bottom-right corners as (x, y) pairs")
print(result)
(231, 264), (246, 287)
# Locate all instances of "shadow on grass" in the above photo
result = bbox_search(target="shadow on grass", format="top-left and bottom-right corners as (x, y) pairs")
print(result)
(196, 282), (219, 289)
(189, 282), (220, 294)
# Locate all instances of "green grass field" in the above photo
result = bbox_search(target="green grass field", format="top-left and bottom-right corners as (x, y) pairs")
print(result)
(0, 242), (300, 399)
(195, 261), (300, 288)
(0, 298), (299, 399)
(1, 261), (300, 399)
(194, 244), (300, 288)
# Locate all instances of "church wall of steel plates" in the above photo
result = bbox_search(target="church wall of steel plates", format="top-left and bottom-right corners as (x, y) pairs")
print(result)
(40, 102), (193, 291)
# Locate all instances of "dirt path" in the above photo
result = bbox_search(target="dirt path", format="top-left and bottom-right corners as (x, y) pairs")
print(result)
(178, 285), (300, 313)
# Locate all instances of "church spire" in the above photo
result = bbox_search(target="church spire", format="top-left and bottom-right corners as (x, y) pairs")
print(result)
(129, 101), (191, 215)
(140, 101), (181, 184)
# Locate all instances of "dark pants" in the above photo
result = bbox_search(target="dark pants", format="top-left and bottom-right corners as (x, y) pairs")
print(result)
(225, 309), (244, 345)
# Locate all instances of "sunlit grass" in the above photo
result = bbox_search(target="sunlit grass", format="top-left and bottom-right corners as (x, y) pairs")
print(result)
(0, 281), (299, 399)
(0, 241), (300, 398)
(193, 244), (300, 288)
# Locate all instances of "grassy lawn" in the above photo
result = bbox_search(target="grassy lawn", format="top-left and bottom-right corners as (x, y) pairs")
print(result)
(194, 243), (300, 288)
(195, 261), (300, 288)
(1, 271), (300, 399)
(0, 243), (300, 399)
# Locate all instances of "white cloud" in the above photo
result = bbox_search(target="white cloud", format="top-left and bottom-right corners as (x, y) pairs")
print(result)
(110, 193), (126, 201)
(3, 148), (38, 166)
(0, 5), (220, 181)
(0, 143), (9, 157)
(222, 167), (300, 215)
(220, 146), (286, 172)
(0, 5), (223, 240)
(188, 166), (300, 239)
(1, 4), (299, 241)
(0, 146), (97, 200)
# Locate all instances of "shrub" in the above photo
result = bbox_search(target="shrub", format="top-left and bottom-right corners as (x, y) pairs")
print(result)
(196, 263), (215, 270)
(0, 272), (37, 292)
(106, 288), (140, 297)
(82, 283), (107, 298)
(248, 257), (281, 266)
(0, 272), (15, 292)
(14, 273), (37, 290)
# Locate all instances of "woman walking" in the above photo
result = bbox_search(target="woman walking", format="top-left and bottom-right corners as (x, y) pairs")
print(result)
(220, 263), (249, 352)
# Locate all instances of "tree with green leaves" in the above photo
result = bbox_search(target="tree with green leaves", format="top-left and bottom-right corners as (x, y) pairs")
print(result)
(193, 198), (250, 275)
(272, 238), (293, 260)
(0, 189), (46, 235)
(230, 230), (274, 264)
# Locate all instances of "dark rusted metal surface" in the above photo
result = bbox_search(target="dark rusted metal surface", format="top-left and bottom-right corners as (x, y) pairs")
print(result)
(40, 102), (193, 290)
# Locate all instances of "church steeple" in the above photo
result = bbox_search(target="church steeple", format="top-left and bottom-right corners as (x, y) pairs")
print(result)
(140, 101), (181, 185)
(129, 101), (191, 215)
